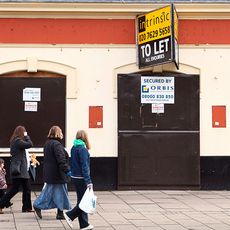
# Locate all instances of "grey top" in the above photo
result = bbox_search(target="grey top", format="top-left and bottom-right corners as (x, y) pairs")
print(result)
(10, 136), (33, 179)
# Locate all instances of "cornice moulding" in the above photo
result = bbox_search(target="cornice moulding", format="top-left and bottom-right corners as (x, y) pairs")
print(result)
(0, 3), (229, 19)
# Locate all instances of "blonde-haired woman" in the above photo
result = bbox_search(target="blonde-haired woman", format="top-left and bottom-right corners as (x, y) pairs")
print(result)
(33, 126), (71, 220)
(64, 130), (93, 230)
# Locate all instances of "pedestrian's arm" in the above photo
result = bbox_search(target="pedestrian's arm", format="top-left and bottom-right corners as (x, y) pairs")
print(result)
(54, 142), (70, 173)
(17, 136), (33, 149)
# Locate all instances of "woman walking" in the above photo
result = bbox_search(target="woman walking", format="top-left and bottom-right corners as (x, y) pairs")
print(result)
(64, 130), (93, 230)
(33, 125), (71, 219)
(0, 125), (33, 212)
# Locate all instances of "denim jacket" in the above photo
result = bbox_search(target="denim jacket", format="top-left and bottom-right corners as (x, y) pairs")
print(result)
(70, 145), (92, 185)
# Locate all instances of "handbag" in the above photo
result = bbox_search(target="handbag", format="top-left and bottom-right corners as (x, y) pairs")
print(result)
(28, 152), (39, 182)
(29, 165), (36, 182)
(11, 160), (21, 176)
(79, 187), (97, 214)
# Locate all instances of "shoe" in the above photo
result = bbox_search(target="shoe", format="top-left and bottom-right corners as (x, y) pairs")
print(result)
(5, 202), (13, 208)
(80, 224), (94, 230)
(63, 212), (73, 229)
(34, 206), (42, 219)
(56, 213), (65, 220)
(56, 209), (65, 219)
(0, 208), (3, 214)
(22, 209), (34, 213)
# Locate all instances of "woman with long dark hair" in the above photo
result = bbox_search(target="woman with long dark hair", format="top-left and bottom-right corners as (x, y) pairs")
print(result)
(0, 125), (33, 212)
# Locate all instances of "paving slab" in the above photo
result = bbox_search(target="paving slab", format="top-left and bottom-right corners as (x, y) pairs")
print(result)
(0, 190), (230, 229)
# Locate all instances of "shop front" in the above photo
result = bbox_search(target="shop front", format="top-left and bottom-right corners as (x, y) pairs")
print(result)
(0, 1), (230, 190)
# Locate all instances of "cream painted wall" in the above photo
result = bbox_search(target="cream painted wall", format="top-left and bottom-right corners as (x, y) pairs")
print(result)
(0, 46), (135, 157)
(0, 45), (230, 157)
(180, 46), (230, 156)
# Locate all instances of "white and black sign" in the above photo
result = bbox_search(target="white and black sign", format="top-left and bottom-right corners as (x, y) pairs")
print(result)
(141, 76), (175, 104)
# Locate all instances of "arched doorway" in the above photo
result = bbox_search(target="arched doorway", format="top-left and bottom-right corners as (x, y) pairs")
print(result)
(0, 71), (66, 148)
(0, 71), (66, 186)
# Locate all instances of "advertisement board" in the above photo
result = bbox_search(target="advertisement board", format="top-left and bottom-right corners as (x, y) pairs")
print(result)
(137, 4), (179, 69)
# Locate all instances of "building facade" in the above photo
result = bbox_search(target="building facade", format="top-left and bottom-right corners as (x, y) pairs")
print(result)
(0, 0), (230, 190)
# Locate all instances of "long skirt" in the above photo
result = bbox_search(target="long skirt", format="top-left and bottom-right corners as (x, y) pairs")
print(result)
(33, 183), (72, 210)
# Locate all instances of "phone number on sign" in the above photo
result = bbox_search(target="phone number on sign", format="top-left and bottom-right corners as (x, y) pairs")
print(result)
(142, 94), (173, 99)
(139, 26), (171, 43)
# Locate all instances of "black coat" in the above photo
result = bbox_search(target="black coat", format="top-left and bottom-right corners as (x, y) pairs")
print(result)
(10, 136), (33, 179)
(43, 138), (70, 184)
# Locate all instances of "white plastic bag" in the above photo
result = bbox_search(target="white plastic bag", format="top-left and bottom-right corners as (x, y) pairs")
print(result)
(79, 187), (97, 214)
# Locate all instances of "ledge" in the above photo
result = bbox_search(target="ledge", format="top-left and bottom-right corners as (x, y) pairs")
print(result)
(0, 3), (229, 19)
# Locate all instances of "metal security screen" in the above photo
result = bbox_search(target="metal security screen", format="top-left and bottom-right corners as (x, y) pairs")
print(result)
(118, 72), (200, 189)
(0, 71), (66, 147)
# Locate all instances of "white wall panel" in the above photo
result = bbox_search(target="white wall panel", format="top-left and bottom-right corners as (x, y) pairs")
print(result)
(0, 45), (230, 156)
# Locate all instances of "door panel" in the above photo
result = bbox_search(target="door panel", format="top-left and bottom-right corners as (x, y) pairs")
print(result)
(0, 71), (66, 147)
(118, 73), (199, 131)
(118, 132), (199, 186)
(118, 72), (200, 189)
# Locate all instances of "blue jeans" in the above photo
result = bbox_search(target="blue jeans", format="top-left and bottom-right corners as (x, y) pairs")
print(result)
(66, 178), (89, 228)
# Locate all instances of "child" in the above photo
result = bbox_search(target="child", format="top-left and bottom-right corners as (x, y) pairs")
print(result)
(0, 158), (12, 214)
(0, 158), (7, 214)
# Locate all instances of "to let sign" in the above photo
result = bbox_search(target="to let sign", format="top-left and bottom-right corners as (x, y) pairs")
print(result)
(137, 4), (179, 69)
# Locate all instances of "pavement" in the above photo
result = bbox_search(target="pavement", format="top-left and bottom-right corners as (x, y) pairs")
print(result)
(1, 190), (230, 230)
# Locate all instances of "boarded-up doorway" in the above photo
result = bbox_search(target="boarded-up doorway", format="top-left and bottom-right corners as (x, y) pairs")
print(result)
(0, 71), (66, 147)
(118, 72), (200, 189)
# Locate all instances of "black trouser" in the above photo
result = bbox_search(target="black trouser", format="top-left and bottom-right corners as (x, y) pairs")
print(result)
(66, 178), (89, 229)
(0, 178), (32, 211)
(0, 189), (12, 207)
(0, 189), (6, 200)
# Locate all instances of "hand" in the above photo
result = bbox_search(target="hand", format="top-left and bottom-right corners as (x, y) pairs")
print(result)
(24, 132), (28, 136)
(87, 183), (93, 190)
(66, 171), (72, 176)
